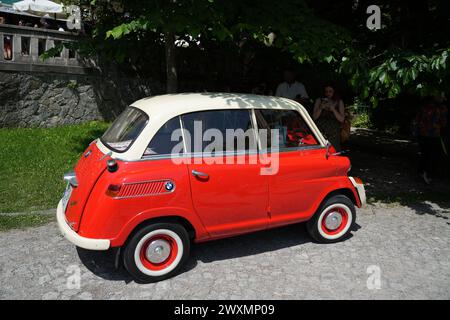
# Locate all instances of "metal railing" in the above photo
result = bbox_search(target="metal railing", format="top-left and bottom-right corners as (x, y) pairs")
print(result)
(0, 24), (94, 74)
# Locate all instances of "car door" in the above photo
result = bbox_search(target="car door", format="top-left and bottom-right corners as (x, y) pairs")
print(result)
(255, 109), (332, 228)
(182, 109), (269, 238)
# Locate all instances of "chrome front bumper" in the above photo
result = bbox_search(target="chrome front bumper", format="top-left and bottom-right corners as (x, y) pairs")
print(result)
(56, 200), (110, 250)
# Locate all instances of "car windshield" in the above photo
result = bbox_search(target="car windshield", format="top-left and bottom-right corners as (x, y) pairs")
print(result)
(101, 107), (148, 152)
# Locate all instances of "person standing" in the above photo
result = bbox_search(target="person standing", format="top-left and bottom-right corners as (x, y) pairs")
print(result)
(313, 84), (345, 151)
(3, 35), (12, 60)
(275, 68), (309, 105)
(413, 97), (448, 184)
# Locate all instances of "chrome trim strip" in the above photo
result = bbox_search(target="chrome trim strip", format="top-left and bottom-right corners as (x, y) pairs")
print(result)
(179, 115), (188, 155)
(141, 153), (187, 161)
(141, 150), (260, 161)
(120, 145), (325, 162)
(250, 109), (262, 151)
(259, 145), (325, 154)
(99, 151), (112, 161)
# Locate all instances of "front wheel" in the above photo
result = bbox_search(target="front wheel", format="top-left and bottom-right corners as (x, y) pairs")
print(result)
(123, 223), (190, 283)
(307, 195), (356, 243)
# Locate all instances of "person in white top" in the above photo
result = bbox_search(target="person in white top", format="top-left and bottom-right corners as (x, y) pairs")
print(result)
(275, 69), (309, 105)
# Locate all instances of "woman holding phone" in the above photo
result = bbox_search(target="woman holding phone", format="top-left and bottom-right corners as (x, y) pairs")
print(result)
(313, 84), (345, 151)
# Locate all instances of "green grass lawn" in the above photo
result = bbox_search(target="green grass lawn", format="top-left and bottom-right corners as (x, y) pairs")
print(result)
(0, 121), (110, 214)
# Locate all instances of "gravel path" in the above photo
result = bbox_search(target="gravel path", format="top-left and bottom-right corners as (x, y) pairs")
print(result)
(0, 202), (449, 300)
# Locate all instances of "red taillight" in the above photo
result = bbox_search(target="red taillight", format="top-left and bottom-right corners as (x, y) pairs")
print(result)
(106, 184), (122, 197)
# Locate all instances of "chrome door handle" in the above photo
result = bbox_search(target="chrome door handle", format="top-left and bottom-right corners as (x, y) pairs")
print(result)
(192, 170), (209, 178)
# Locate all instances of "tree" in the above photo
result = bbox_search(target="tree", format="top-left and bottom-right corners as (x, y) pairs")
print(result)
(67, 0), (350, 93)
(65, 0), (449, 102)
(313, 0), (450, 105)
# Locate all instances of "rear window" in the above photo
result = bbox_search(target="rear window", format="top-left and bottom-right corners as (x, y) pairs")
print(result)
(101, 107), (148, 152)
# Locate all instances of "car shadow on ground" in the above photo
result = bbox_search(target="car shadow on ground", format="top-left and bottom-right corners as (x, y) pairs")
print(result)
(76, 222), (360, 283)
(76, 247), (134, 283)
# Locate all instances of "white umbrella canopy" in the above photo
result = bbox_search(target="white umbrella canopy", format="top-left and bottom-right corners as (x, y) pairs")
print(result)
(13, 0), (63, 14)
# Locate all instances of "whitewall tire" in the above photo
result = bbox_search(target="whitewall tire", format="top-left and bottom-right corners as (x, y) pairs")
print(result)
(123, 223), (190, 283)
(307, 195), (356, 243)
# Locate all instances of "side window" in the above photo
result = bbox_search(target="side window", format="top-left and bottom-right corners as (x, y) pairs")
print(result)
(53, 40), (62, 58)
(255, 109), (318, 150)
(181, 110), (256, 155)
(38, 39), (46, 56)
(21, 37), (30, 56)
(143, 117), (182, 156)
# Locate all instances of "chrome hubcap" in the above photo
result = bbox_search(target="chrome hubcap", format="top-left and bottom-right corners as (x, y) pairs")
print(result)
(145, 239), (171, 263)
(324, 211), (343, 230)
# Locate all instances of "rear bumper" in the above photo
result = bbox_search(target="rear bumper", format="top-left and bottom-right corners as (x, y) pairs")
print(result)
(349, 177), (366, 206)
(56, 200), (110, 250)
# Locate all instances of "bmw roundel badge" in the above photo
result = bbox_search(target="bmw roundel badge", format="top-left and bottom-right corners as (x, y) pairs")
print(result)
(164, 181), (174, 191)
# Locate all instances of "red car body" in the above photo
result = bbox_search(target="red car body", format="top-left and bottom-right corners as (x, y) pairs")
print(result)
(57, 93), (366, 282)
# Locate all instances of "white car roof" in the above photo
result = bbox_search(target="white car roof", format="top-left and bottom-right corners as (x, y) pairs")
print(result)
(97, 93), (326, 160)
(131, 93), (303, 115)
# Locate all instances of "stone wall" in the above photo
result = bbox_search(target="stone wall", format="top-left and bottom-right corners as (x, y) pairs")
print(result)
(0, 71), (162, 127)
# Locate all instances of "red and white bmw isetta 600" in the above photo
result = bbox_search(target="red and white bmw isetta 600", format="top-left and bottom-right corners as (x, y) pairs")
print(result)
(57, 93), (366, 282)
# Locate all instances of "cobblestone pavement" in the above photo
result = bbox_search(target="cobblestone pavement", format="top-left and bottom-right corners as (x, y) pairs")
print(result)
(0, 202), (449, 300)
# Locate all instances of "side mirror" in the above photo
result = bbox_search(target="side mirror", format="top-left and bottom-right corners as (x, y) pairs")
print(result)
(325, 142), (331, 159)
(331, 150), (349, 157)
(326, 141), (348, 159)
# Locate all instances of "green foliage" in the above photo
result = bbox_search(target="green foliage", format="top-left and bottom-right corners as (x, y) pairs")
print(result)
(341, 47), (450, 105)
(39, 41), (65, 61)
(67, 0), (351, 67)
(338, 0), (450, 105)
(40, 41), (84, 62)
(106, 18), (152, 40)
(0, 122), (109, 213)
(347, 99), (373, 129)
(63, 0), (450, 104)
(352, 112), (373, 129)
(67, 80), (79, 90)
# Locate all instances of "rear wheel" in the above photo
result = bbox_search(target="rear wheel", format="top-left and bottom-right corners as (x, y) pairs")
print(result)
(123, 223), (190, 283)
(307, 195), (356, 243)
